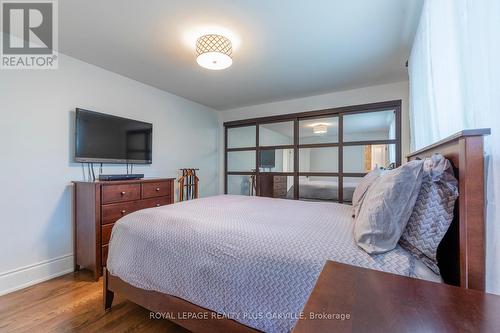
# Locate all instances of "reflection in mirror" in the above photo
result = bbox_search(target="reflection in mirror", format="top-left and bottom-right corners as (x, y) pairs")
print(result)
(343, 177), (363, 203)
(228, 126), (256, 148)
(297, 176), (339, 202)
(227, 151), (256, 172)
(259, 174), (294, 199)
(343, 144), (396, 173)
(299, 117), (339, 144)
(259, 149), (294, 172)
(343, 110), (396, 142)
(299, 147), (338, 172)
(227, 175), (256, 196)
(259, 122), (293, 146)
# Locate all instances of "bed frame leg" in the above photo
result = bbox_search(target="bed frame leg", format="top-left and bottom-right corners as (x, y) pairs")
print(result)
(103, 267), (114, 311)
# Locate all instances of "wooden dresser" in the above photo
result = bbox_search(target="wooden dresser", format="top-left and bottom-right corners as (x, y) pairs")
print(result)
(73, 178), (174, 280)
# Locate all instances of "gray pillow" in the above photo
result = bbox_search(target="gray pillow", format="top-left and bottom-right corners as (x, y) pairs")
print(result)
(351, 168), (381, 218)
(354, 160), (424, 254)
(399, 154), (459, 274)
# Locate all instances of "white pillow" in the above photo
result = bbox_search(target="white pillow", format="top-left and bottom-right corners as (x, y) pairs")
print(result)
(351, 168), (382, 217)
(354, 160), (424, 254)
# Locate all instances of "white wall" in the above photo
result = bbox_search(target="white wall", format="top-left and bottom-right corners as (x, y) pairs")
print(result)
(0, 54), (219, 295)
(218, 81), (410, 192)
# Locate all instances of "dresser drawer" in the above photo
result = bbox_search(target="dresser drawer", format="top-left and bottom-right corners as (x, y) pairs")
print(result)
(142, 181), (171, 199)
(101, 201), (141, 225)
(102, 184), (141, 204)
(138, 196), (171, 209)
(101, 197), (172, 225)
(102, 245), (109, 266)
(101, 223), (114, 245)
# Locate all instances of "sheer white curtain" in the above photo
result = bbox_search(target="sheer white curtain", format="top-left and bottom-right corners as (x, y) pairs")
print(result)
(409, 0), (500, 294)
(388, 112), (396, 164)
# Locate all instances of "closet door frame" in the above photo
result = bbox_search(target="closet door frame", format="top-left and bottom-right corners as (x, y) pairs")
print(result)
(224, 100), (402, 203)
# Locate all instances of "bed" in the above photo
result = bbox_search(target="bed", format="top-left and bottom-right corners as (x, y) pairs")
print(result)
(104, 129), (489, 333)
(107, 195), (439, 332)
(289, 177), (358, 201)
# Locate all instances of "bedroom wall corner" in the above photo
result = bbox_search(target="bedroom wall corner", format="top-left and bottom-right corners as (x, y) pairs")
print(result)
(0, 53), (220, 295)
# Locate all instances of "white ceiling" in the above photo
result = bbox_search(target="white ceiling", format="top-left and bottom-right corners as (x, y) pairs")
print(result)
(59, 0), (423, 110)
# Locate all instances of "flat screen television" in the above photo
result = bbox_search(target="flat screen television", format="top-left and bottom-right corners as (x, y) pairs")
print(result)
(260, 149), (276, 168)
(75, 108), (152, 164)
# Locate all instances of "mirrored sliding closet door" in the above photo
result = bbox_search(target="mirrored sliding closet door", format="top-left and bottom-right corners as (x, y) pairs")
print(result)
(224, 101), (401, 203)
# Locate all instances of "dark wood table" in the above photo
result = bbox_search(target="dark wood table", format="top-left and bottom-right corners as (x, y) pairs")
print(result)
(293, 261), (500, 333)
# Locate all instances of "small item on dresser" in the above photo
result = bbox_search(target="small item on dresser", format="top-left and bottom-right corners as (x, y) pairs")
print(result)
(399, 154), (459, 274)
(351, 168), (382, 218)
(178, 168), (199, 201)
(354, 160), (424, 254)
(98, 174), (144, 181)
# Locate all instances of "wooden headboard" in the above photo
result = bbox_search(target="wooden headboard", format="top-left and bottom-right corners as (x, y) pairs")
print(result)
(407, 129), (490, 291)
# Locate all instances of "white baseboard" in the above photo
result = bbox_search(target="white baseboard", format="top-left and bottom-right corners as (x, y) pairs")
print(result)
(0, 254), (74, 296)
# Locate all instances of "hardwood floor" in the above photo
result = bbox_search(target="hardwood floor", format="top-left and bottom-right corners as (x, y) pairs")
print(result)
(0, 271), (189, 333)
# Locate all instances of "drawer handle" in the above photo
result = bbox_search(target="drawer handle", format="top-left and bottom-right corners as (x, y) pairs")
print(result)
(121, 210), (127, 214)
(156, 203), (160, 207)
(155, 187), (160, 191)
(120, 191), (126, 195)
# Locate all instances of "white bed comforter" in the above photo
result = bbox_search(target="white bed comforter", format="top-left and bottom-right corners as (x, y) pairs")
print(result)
(108, 195), (431, 332)
(298, 179), (358, 201)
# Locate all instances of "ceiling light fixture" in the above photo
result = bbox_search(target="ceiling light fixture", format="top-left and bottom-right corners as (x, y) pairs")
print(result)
(313, 124), (328, 134)
(196, 34), (233, 70)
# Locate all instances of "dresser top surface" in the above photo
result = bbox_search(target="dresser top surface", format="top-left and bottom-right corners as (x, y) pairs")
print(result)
(73, 178), (175, 186)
